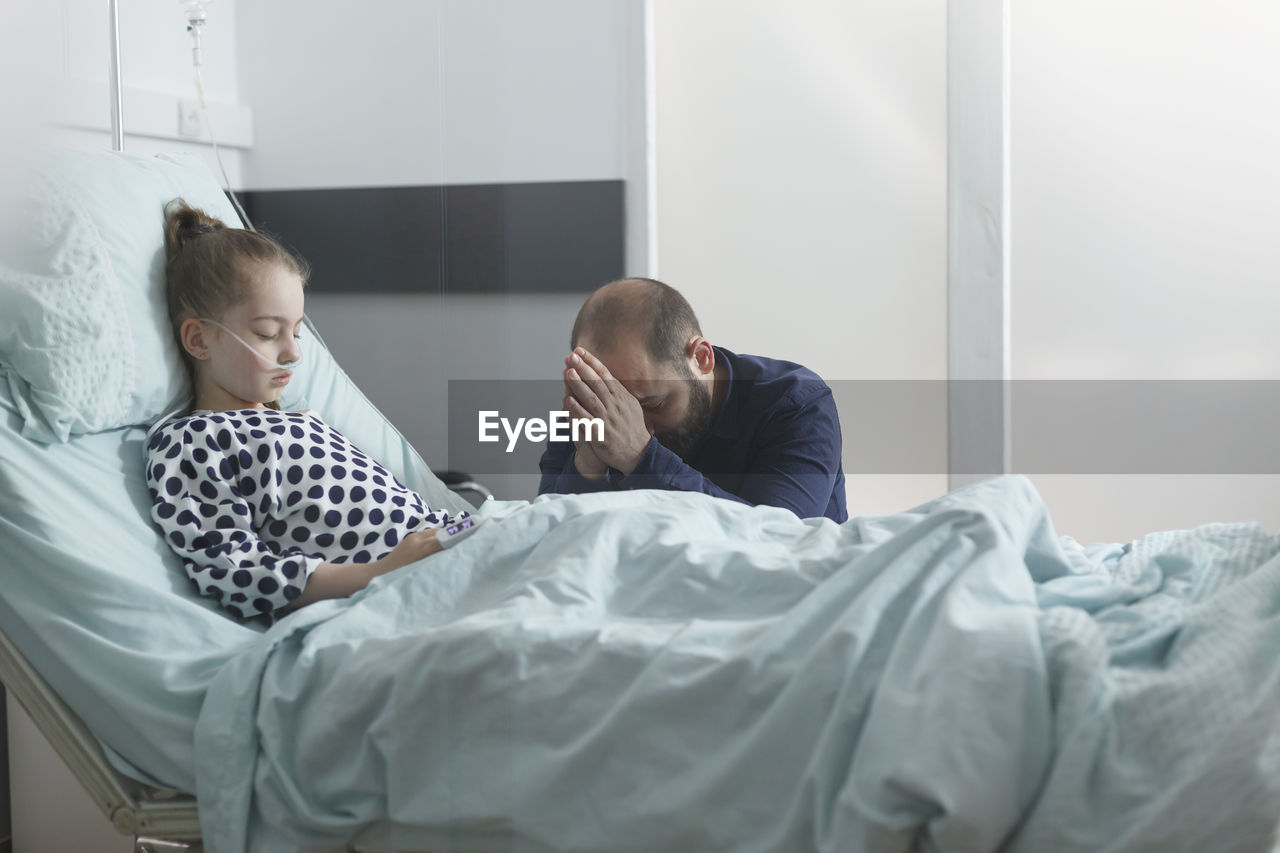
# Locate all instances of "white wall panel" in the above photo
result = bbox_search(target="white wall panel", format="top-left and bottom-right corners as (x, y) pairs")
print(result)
(1012, 2), (1280, 542)
(652, 0), (950, 515)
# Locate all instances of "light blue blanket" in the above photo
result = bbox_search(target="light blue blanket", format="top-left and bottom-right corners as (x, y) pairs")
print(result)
(193, 476), (1280, 853)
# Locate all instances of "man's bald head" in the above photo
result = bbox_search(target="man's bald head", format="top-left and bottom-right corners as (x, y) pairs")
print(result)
(570, 278), (702, 368)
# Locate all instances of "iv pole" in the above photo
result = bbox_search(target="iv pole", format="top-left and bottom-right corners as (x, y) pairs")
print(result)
(108, 0), (124, 151)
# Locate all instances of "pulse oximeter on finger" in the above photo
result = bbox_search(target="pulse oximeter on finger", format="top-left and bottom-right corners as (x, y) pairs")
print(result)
(437, 516), (484, 549)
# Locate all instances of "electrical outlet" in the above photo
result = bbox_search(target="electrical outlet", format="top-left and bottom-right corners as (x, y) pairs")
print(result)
(178, 101), (204, 138)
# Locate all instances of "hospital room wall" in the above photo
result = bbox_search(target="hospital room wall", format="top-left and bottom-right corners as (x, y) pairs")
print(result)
(37, 0), (633, 522)
(234, 0), (648, 500)
(33, 2), (643, 500)
(652, 1), (1280, 541)
(649, 1), (951, 516)
(1011, 3), (1280, 542)
(238, 0), (957, 514)
(40, 0), (956, 519)
(41, 0), (248, 183)
(38, 2), (1278, 542)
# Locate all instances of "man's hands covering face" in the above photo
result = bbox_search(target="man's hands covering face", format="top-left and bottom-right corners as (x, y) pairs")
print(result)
(563, 347), (652, 477)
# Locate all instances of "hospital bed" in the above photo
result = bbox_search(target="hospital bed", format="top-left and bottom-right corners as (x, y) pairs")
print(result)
(4, 147), (1280, 853)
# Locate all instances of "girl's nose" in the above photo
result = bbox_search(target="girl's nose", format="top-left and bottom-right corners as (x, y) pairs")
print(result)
(281, 339), (302, 365)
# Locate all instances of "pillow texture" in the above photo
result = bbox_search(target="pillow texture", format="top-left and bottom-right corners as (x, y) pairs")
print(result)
(0, 149), (241, 442)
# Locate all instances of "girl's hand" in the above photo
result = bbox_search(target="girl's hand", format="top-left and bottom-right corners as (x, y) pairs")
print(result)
(377, 527), (444, 573)
(284, 528), (444, 613)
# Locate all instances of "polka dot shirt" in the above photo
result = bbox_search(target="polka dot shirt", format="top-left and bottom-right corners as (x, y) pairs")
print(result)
(145, 408), (467, 620)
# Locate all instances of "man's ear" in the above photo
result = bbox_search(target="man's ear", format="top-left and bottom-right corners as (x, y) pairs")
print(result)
(179, 318), (211, 360)
(687, 337), (716, 377)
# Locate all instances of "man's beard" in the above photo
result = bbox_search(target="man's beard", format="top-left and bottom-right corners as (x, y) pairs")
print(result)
(654, 374), (714, 460)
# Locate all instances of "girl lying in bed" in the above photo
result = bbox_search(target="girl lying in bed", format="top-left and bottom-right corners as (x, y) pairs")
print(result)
(145, 200), (467, 619)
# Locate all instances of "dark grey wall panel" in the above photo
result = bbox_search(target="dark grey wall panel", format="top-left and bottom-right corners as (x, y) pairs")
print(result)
(243, 186), (444, 294)
(240, 181), (624, 295)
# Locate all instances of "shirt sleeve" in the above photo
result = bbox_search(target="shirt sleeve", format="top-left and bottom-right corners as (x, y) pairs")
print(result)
(537, 438), (614, 496)
(146, 430), (322, 620)
(420, 506), (470, 527)
(615, 388), (844, 520)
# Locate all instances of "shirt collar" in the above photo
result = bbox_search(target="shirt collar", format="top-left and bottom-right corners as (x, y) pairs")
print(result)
(708, 345), (740, 440)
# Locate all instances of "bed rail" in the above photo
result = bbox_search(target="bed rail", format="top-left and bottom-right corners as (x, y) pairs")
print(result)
(0, 624), (201, 844)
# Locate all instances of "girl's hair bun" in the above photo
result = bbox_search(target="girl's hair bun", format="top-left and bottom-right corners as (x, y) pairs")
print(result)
(163, 198), (226, 257)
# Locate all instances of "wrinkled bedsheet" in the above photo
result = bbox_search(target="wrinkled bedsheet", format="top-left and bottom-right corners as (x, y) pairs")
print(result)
(194, 476), (1280, 853)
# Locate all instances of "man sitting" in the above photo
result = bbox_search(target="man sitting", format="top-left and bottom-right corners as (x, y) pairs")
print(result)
(538, 277), (847, 522)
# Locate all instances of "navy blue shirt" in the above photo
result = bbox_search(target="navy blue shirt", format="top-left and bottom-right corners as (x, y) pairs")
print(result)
(538, 346), (847, 522)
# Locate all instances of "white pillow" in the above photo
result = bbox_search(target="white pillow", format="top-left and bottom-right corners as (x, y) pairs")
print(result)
(0, 149), (242, 442)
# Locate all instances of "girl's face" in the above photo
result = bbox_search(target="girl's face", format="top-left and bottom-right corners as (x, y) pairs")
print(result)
(189, 263), (306, 411)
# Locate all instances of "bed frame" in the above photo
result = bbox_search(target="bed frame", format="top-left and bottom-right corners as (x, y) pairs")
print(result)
(0, 628), (202, 851)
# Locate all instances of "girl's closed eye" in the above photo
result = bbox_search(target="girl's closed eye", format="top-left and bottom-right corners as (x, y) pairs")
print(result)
(256, 329), (305, 342)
